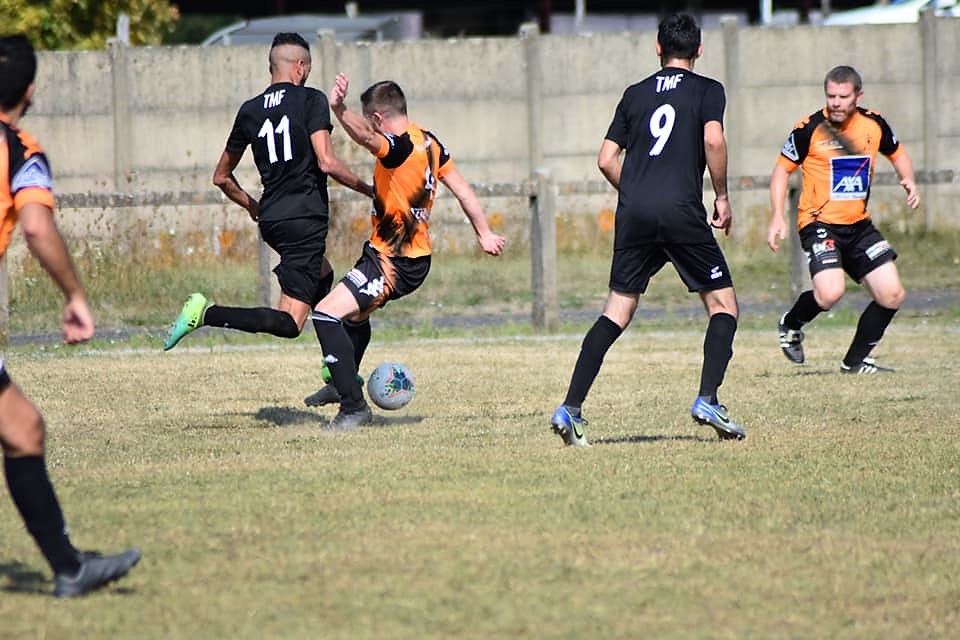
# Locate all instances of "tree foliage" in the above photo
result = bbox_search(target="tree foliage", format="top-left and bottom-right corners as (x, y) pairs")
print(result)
(0, 0), (179, 50)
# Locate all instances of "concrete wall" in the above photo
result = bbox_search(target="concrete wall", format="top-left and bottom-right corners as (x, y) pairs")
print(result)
(20, 17), (960, 263)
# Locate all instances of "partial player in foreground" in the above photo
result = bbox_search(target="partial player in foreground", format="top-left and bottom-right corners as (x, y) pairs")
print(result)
(163, 33), (371, 354)
(0, 35), (140, 597)
(550, 14), (746, 446)
(767, 65), (919, 374)
(305, 74), (505, 430)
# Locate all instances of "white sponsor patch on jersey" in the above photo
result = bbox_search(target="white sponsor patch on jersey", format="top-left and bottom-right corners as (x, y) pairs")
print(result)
(781, 134), (799, 162)
(12, 155), (53, 192)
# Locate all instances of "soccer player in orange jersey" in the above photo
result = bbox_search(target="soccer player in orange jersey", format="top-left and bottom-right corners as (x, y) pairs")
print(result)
(768, 65), (919, 374)
(0, 35), (140, 598)
(307, 75), (505, 430)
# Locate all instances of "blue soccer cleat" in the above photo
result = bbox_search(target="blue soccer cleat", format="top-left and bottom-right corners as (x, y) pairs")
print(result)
(691, 397), (746, 441)
(550, 405), (590, 447)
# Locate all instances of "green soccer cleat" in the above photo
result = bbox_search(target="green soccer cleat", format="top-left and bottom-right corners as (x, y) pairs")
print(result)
(163, 293), (212, 351)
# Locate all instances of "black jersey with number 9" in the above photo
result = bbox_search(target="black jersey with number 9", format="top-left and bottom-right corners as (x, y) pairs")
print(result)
(226, 82), (334, 222)
(604, 66), (725, 247)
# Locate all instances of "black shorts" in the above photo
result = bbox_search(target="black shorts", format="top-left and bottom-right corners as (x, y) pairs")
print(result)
(0, 361), (10, 392)
(610, 241), (734, 294)
(342, 242), (431, 314)
(259, 217), (330, 307)
(800, 219), (897, 283)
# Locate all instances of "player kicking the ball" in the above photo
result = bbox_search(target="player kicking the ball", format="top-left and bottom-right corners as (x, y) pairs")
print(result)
(305, 74), (505, 430)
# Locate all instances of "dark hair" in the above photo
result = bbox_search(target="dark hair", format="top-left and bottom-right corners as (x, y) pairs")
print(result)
(824, 65), (863, 93)
(0, 34), (37, 111)
(271, 32), (310, 51)
(657, 14), (701, 62)
(360, 80), (407, 117)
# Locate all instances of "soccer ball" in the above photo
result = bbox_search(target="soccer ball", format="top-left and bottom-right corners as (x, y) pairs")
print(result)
(366, 362), (416, 410)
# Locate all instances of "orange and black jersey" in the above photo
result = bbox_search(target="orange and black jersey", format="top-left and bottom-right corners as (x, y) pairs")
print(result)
(368, 123), (453, 258)
(777, 107), (904, 230)
(0, 116), (55, 258)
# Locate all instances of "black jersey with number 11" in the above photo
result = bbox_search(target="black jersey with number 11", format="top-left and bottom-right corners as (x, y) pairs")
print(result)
(604, 66), (726, 247)
(226, 82), (334, 223)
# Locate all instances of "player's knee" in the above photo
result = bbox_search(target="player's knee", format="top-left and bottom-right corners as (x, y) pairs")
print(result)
(2, 411), (47, 457)
(813, 288), (842, 310)
(878, 286), (905, 310)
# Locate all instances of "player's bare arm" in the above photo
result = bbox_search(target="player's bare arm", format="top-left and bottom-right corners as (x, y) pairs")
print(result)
(18, 201), (94, 344)
(892, 152), (920, 209)
(439, 168), (506, 256)
(310, 129), (373, 198)
(329, 73), (384, 154)
(597, 139), (622, 190)
(213, 149), (260, 221)
(704, 120), (732, 235)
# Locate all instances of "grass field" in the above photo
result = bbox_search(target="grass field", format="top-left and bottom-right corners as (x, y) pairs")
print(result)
(1, 316), (959, 639)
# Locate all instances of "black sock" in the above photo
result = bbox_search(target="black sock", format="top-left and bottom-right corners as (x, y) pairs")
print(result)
(4, 456), (81, 576)
(843, 302), (898, 366)
(699, 313), (737, 404)
(783, 290), (825, 329)
(344, 319), (371, 369)
(563, 315), (623, 408)
(204, 305), (300, 338)
(312, 313), (365, 409)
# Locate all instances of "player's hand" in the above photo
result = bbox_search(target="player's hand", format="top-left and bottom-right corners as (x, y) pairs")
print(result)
(330, 73), (349, 111)
(767, 213), (787, 252)
(901, 178), (920, 209)
(710, 197), (732, 236)
(247, 201), (260, 222)
(479, 232), (506, 256)
(62, 294), (94, 345)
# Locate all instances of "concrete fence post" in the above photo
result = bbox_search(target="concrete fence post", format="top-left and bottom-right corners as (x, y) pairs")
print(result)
(109, 41), (132, 191)
(521, 22), (557, 331)
(920, 8), (938, 231)
(787, 172), (810, 298)
(721, 17), (743, 181)
(530, 170), (559, 332)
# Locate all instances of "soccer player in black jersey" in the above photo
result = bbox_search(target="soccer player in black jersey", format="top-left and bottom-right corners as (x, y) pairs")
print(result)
(550, 14), (746, 445)
(164, 33), (372, 354)
(1, 35), (140, 597)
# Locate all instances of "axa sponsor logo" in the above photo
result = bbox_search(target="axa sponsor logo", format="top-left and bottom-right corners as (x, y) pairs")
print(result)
(833, 175), (865, 193)
(830, 155), (871, 201)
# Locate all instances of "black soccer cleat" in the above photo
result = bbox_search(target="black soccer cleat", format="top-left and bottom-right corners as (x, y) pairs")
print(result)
(778, 313), (805, 364)
(53, 548), (141, 598)
(304, 383), (341, 407)
(327, 403), (373, 431)
(840, 357), (895, 375)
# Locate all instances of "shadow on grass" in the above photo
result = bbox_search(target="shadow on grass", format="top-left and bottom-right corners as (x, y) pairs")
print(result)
(593, 434), (708, 445)
(247, 406), (426, 429)
(0, 560), (48, 595)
